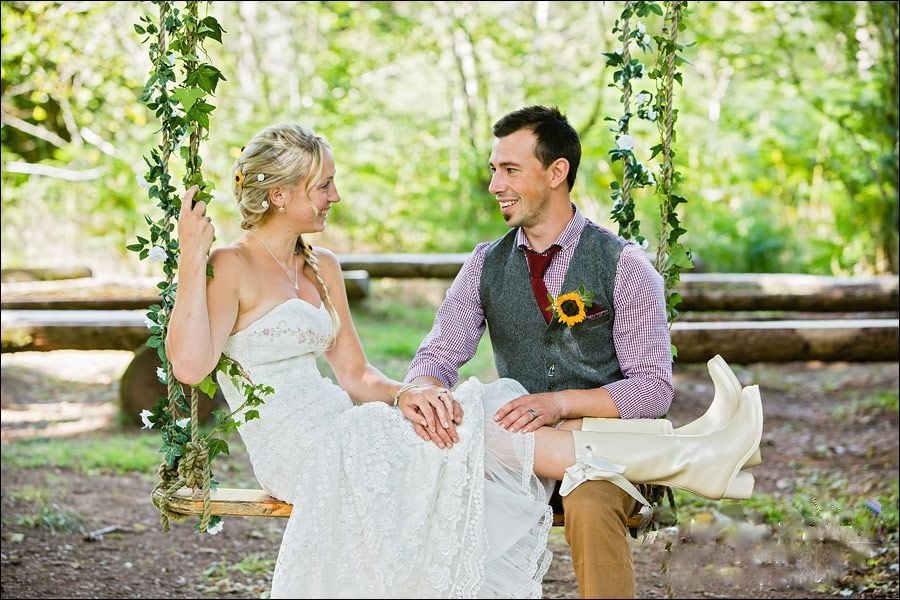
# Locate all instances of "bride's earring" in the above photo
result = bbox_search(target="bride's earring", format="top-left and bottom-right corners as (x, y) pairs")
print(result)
(278, 206), (286, 214)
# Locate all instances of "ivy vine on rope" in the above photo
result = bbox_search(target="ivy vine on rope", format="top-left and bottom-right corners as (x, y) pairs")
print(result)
(604, 0), (693, 341)
(602, 0), (694, 538)
(130, 0), (271, 535)
(650, 1), (693, 336)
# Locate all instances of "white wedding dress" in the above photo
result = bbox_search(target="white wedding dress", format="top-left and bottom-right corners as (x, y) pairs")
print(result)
(216, 298), (554, 598)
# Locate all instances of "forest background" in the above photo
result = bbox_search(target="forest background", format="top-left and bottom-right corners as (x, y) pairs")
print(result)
(1, 0), (898, 278)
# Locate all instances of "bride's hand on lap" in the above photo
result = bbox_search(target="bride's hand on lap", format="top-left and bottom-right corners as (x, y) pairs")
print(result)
(399, 387), (461, 449)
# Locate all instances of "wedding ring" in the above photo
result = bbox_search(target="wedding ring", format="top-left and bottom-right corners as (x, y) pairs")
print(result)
(527, 409), (539, 419)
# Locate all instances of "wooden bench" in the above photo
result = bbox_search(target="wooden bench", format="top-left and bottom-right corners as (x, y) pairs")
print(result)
(152, 486), (622, 528)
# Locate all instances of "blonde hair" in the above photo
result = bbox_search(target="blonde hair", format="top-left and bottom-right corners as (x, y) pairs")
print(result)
(233, 124), (341, 339)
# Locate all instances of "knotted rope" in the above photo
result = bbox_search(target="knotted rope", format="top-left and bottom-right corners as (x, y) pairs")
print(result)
(151, 386), (213, 532)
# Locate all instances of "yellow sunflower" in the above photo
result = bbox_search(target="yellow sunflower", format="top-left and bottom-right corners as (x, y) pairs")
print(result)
(554, 292), (587, 326)
(234, 171), (245, 187)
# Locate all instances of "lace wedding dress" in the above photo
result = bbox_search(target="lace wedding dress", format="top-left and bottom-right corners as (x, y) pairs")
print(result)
(217, 298), (554, 598)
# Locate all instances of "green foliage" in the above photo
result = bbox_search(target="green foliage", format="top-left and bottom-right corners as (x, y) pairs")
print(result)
(1, 2), (896, 276)
(0, 434), (162, 474)
(672, 481), (899, 545)
(199, 553), (274, 596)
(831, 390), (900, 420)
(12, 503), (84, 534)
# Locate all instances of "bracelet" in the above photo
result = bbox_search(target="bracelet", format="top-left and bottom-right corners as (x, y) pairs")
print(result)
(393, 383), (417, 407)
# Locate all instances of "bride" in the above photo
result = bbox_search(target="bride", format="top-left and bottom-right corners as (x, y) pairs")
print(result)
(167, 124), (763, 599)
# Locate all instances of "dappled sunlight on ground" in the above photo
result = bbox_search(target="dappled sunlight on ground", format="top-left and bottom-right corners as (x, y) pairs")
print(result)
(0, 350), (133, 441)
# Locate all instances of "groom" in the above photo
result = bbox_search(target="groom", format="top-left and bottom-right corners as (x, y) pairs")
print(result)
(402, 105), (673, 598)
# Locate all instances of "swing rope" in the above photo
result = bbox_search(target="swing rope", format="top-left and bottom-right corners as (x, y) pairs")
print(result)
(143, 0), (214, 533)
(605, 0), (692, 534)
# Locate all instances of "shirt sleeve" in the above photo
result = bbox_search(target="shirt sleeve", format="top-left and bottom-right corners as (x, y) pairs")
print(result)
(604, 244), (674, 418)
(405, 244), (489, 388)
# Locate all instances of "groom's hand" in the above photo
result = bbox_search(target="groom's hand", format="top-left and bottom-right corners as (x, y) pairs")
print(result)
(494, 392), (563, 433)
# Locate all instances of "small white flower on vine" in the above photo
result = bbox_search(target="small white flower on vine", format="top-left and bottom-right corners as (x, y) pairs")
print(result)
(261, 199), (269, 210)
(636, 92), (650, 106)
(136, 174), (151, 190)
(156, 367), (167, 383)
(257, 173), (265, 182)
(646, 170), (656, 186)
(148, 246), (168, 262)
(144, 314), (155, 329)
(176, 417), (191, 429)
(646, 108), (658, 120)
(207, 521), (224, 536)
(637, 22), (646, 34)
(139, 409), (154, 430)
(616, 134), (636, 151)
(640, 238), (650, 250)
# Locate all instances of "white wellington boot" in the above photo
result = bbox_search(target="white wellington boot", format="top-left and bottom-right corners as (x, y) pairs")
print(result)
(676, 355), (762, 468)
(580, 355), (762, 468)
(560, 385), (763, 506)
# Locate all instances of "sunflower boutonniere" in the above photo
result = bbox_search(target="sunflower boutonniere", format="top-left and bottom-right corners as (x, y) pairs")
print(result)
(547, 285), (595, 327)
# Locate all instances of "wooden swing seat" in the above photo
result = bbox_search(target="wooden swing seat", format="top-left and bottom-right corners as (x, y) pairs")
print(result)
(153, 486), (648, 528)
(154, 486), (293, 518)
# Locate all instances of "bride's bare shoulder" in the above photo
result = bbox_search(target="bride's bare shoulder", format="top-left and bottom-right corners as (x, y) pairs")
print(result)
(209, 239), (254, 273)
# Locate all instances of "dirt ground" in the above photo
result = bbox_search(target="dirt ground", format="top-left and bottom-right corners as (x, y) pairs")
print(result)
(1, 350), (898, 599)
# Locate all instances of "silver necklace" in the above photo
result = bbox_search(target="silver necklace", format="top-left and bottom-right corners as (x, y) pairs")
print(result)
(252, 232), (299, 292)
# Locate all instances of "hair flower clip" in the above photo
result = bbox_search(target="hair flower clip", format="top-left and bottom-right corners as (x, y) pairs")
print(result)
(234, 171), (245, 187)
(260, 200), (269, 210)
(547, 285), (595, 327)
(257, 173), (265, 182)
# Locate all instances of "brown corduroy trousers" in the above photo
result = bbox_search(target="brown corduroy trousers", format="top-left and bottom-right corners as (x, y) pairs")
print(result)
(561, 480), (638, 598)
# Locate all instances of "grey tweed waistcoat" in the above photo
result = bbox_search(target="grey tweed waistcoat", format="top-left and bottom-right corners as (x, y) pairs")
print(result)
(479, 226), (626, 393)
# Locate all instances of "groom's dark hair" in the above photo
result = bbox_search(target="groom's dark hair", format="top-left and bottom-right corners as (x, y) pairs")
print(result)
(492, 105), (581, 191)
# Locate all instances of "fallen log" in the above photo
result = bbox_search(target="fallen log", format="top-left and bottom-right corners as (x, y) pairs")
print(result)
(2, 272), (896, 312)
(0, 271), (371, 309)
(3, 310), (897, 362)
(677, 273), (899, 312)
(671, 319), (899, 363)
(338, 253), (471, 278)
(0, 266), (93, 282)
(1, 310), (151, 352)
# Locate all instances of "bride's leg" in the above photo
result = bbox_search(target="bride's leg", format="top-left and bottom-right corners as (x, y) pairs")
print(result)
(556, 418), (583, 431)
(533, 427), (577, 480)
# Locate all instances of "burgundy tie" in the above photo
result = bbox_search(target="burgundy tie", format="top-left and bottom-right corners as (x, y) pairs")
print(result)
(524, 245), (561, 324)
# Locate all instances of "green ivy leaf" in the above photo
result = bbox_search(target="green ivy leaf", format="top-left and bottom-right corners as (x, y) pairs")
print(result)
(208, 437), (230, 460)
(198, 374), (219, 399)
(171, 87), (204, 112)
